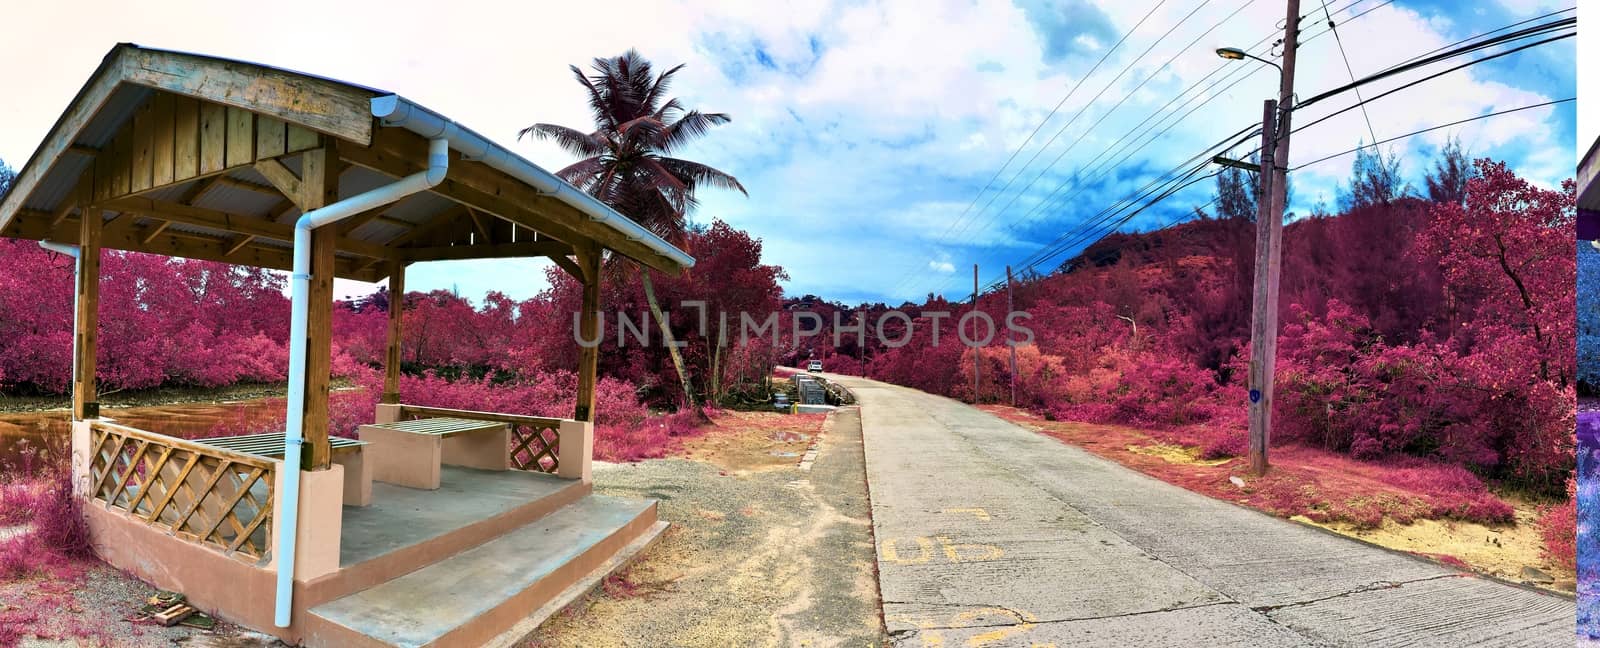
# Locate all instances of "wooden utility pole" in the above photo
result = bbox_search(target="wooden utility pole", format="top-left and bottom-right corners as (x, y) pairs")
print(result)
(972, 264), (981, 403)
(1006, 265), (1018, 407)
(1247, 0), (1299, 476)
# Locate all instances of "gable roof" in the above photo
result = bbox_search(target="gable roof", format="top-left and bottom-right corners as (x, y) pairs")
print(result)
(0, 43), (693, 280)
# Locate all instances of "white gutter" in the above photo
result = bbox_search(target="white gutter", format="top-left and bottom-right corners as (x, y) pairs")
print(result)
(39, 240), (81, 419)
(369, 95), (694, 270)
(274, 137), (448, 628)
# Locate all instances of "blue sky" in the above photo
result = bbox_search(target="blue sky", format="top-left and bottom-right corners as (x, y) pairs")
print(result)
(0, 0), (1576, 305)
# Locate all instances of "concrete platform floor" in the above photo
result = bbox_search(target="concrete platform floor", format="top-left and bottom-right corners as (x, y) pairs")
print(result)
(339, 466), (572, 567)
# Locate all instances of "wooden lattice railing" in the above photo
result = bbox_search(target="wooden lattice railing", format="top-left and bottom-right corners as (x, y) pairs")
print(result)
(87, 421), (276, 561)
(396, 405), (565, 474)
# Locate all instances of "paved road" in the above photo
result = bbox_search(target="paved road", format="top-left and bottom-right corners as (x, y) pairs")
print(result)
(834, 374), (1575, 647)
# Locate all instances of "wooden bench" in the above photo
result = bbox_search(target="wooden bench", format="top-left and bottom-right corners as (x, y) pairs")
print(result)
(192, 432), (373, 506)
(357, 417), (509, 490)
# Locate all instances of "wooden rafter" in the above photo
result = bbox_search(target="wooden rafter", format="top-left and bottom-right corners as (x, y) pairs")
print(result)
(99, 196), (393, 261)
(401, 240), (572, 263)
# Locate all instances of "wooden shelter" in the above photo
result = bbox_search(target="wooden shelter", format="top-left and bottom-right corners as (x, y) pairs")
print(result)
(0, 44), (681, 645)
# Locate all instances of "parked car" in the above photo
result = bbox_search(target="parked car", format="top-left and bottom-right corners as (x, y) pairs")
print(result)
(807, 360), (824, 372)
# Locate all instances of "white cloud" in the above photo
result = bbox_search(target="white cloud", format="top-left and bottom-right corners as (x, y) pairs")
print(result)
(0, 0), (1572, 304)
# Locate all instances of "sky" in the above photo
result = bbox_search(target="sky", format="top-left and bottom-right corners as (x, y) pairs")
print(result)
(0, 0), (1577, 305)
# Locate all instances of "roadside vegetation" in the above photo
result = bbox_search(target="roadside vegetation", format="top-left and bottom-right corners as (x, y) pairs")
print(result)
(807, 150), (1577, 572)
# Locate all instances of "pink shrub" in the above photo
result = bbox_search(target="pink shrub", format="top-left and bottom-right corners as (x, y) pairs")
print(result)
(0, 467), (90, 581)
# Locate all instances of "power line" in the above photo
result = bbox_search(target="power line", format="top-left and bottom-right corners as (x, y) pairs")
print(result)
(1321, 1), (1378, 145)
(1295, 17), (1574, 109)
(960, 125), (1259, 295)
(931, 0), (1396, 298)
(883, 0), (1169, 296)
(943, 0), (1250, 248)
(963, 12), (1574, 299)
(1290, 98), (1574, 171)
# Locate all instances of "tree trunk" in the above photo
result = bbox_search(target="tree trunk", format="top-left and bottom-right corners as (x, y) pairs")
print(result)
(640, 266), (700, 413)
(711, 314), (726, 402)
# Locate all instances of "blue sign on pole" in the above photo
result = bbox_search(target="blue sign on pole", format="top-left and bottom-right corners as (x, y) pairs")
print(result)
(1249, 389), (1261, 404)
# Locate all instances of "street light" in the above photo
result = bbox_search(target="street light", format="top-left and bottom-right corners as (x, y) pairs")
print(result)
(1215, 47), (1282, 77)
(1213, 17), (1301, 478)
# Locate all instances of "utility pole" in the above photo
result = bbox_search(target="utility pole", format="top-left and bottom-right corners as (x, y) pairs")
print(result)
(1006, 265), (1018, 407)
(971, 264), (981, 402)
(1247, 0), (1299, 476)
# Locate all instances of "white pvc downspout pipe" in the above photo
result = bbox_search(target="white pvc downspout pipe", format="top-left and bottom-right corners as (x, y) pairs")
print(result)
(369, 95), (694, 270)
(39, 240), (81, 419)
(274, 137), (448, 628)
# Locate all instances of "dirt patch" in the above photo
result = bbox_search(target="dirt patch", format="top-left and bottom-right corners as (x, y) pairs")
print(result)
(676, 411), (827, 475)
(531, 408), (883, 647)
(980, 404), (1573, 595)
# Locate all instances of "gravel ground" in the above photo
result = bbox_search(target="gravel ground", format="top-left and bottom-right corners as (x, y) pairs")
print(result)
(2, 562), (279, 647)
(533, 407), (885, 647)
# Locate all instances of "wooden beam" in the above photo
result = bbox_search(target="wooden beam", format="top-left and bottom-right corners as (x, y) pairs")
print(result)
(399, 240), (572, 263)
(253, 159), (301, 199)
(550, 255), (584, 280)
(74, 210), (102, 420)
(121, 46), (375, 145)
(224, 235), (256, 256)
(9, 213), (382, 282)
(177, 175), (225, 205)
(382, 260), (405, 405)
(467, 207), (492, 244)
(300, 145), (339, 471)
(140, 221), (171, 244)
(99, 196), (394, 262)
(574, 243), (602, 422)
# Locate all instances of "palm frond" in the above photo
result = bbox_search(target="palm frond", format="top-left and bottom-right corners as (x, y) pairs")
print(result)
(553, 156), (608, 187)
(660, 157), (747, 196)
(641, 63), (686, 114)
(518, 124), (607, 157)
(569, 64), (614, 130)
(661, 111), (732, 152)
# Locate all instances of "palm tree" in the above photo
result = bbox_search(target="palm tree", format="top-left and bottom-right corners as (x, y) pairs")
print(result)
(521, 50), (746, 412)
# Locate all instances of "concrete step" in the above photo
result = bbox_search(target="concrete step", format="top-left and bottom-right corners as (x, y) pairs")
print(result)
(307, 494), (660, 648)
(308, 467), (591, 606)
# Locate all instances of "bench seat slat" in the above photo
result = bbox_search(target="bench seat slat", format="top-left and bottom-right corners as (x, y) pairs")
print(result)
(363, 417), (505, 437)
(193, 433), (366, 460)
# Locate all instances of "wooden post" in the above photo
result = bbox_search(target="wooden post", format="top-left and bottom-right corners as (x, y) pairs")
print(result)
(972, 264), (980, 403)
(1006, 265), (1018, 408)
(1247, 0), (1299, 477)
(1247, 100), (1278, 478)
(73, 209), (102, 420)
(573, 245), (602, 422)
(382, 260), (405, 405)
(299, 146), (338, 470)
